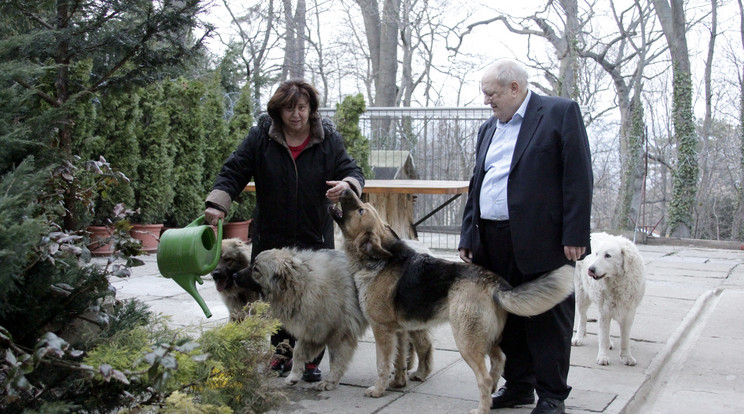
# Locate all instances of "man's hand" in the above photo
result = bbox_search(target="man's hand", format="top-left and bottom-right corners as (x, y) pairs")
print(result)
(459, 248), (473, 263)
(564, 246), (586, 261)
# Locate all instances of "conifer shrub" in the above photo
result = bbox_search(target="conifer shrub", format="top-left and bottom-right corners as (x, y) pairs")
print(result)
(335, 94), (373, 178)
(202, 73), (230, 196)
(224, 83), (256, 222)
(132, 82), (176, 225)
(164, 78), (208, 228)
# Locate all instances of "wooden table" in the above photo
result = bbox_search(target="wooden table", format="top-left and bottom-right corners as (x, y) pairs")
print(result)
(243, 179), (470, 240)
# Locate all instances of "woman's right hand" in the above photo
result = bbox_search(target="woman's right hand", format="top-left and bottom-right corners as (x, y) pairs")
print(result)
(205, 207), (225, 226)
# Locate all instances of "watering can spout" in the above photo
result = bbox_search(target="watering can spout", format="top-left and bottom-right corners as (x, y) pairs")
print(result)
(172, 274), (212, 318)
(157, 215), (222, 318)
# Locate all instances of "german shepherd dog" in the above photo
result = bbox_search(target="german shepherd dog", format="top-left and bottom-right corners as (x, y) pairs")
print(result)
(329, 189), (575, 414)
(210, 239), (260, 321)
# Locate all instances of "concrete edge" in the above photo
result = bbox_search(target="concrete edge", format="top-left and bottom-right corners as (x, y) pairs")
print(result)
(618, 287), (723, 414)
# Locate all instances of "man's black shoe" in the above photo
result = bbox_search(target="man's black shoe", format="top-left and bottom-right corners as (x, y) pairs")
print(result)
(490, 386), (535, 409)
(531, 398), (565, 414)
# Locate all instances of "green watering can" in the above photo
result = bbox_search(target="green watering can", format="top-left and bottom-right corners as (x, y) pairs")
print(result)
(157, 215), (222, 318)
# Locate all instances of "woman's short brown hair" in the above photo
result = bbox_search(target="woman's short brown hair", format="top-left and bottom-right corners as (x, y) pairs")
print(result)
(266, 80), (320, 124)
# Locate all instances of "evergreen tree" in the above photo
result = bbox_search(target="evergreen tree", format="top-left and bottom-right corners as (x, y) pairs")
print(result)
(225, 82), (256, 222)
(229, 83), (256, 139)
(335, 94), (373, 178)
(202, 72), (230, 195)
(133, 82), (175, 224)
(165, 78), (207, 227)
(0, 0), (209, 229)
(92, 89), (141, 225)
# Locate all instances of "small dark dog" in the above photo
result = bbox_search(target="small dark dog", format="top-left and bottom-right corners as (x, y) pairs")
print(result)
(211, 239), (260, 321)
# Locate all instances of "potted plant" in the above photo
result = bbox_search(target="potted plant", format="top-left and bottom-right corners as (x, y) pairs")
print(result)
(75, 157), (137, 256)
(223, 192), (255, 242)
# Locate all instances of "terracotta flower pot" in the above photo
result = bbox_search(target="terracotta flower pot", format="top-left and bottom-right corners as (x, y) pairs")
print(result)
(87, 225), (115, 256)
(130, 223), (164, 253)
(224, 220), (252, 243)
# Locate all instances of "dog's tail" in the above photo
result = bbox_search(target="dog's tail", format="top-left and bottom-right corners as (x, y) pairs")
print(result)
(493, 264), (574, 317)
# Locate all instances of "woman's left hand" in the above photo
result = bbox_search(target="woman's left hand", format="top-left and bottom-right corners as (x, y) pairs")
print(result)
(325, 180), (350, 202)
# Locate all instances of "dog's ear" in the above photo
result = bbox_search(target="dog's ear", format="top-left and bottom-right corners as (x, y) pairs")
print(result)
(621, 241), (644, 277)
(385, 225), (401, 240)
(271, 259), (291, 292)
(360, 231), (392, 259)
(271, 255), (303, 292)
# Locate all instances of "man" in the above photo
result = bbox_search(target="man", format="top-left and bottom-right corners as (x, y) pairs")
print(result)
(458, 59), (593, 414)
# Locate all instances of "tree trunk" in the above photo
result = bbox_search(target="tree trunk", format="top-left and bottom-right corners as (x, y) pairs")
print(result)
(355, 0), (399, 106)
(651, 0), (697, 238)
(734, 0), (744, 239)
(378, 0), (400, 107)
(282, 0), (306, 80)
(558, 0), (579, 99)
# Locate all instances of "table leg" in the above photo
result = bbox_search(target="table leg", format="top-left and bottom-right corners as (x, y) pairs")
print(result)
(365, 193), (417, 240)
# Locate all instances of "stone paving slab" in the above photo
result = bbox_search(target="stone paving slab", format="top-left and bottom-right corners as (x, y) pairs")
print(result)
(643, 289), (744, 414)
(105, 240), (744, 414)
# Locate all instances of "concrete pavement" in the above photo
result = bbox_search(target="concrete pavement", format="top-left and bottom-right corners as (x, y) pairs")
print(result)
(106, 240), (744, 414)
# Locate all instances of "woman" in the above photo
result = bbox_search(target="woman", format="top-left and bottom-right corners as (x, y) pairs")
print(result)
(204, 80), (365, 382)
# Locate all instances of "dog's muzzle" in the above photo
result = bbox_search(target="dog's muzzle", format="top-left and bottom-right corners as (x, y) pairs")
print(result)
(328, 204), (343, 222)
(587, 267), (605, 280)
(232, 268), (263, 293)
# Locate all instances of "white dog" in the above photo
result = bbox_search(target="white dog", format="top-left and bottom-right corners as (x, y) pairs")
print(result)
(571, 232), (646, 366)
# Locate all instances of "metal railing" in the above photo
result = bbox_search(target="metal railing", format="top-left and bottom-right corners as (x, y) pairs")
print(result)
(321, 107), (493, 251)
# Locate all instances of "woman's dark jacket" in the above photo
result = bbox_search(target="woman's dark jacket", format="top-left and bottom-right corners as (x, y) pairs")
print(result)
(206, 113), (364, 260)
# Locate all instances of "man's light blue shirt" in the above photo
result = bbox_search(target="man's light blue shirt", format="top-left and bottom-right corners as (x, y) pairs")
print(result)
(479, 90), (532, 220)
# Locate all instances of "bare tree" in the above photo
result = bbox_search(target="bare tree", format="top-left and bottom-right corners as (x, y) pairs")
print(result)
(650, 0), (697, 238)
(354, 0), (400, 107)
(580, 0), (666, 231)
(693, 0), (718, 238)
(734, 0), (744, 239)
(281, 0), (307, 80)
(448, 1), (586, 99)
(221, 0), (282, 113)
(304, 0), (335, 105)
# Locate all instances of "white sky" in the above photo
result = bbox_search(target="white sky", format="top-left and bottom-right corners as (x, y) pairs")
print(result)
(200, 0), (743, 124)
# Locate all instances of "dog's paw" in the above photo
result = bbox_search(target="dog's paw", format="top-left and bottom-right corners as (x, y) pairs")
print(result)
(621, 353), (637, 366)
(409, 370), (427, 382)
(596, 354), (610, 365)
(609, 339), (615, 350)
(285, 373), (300, 386)
(389, 375), (407, 388)
(315, 380), (338, 391)
(571, 335), (584, 346)
(364, 385), (385, 398)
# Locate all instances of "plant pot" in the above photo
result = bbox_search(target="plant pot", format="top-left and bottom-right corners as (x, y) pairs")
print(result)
(223, 220), (252, 243)
(87, 225), (115, 256)
(130, 223), (164, 253)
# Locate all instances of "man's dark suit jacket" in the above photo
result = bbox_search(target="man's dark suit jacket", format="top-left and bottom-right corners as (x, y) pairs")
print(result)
(459, 92), (593, 275)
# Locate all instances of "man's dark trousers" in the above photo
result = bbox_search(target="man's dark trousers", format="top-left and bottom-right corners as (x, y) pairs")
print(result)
(478, 218), (575, 401)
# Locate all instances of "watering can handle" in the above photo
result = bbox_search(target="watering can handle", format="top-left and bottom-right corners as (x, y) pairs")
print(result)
(184, 215), (223, 272)
(187, 215), (206, 228)
(208, 218), (223, 270)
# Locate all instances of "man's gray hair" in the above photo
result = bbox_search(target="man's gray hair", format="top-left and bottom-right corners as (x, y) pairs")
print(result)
(487, 59), (529, 90)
